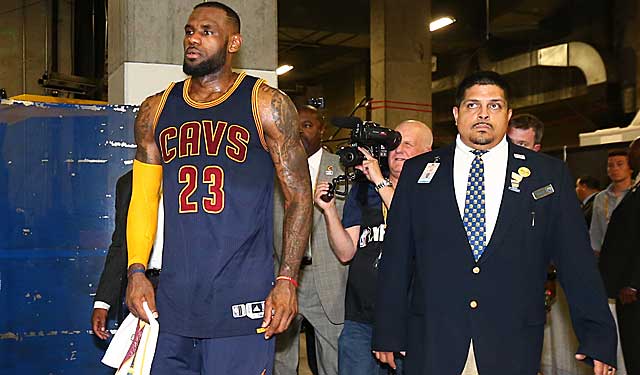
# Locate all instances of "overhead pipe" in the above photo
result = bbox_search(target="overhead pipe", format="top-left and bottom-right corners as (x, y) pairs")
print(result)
(432, 41), (607, 94)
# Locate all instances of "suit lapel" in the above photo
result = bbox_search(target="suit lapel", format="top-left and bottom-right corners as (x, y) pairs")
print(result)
(479, 142), (529, 264)
(313, 151), (337, 231)
(431, 142), (473, 260)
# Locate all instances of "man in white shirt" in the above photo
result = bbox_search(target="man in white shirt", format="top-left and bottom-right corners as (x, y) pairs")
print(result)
(590, 150), (633, 254)
(273, 105), (348, 375)
(372, 70), (617, 375)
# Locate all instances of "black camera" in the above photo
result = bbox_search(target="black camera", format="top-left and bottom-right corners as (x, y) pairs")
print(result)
(319, 117), (401, 202)
(332, 117), (401, 168)
(308, 97), (325, 109)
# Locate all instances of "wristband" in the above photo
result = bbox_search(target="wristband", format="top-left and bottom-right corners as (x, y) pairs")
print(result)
(276, 275), (299, 288)
(128, 268), (146, 278)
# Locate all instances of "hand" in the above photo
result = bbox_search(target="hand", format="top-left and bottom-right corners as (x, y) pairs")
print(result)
(91, 308), (110, 340)
(125, 265), (157, 323)
(374, 351), (404, 370)
(355, 147), (384, 185)
(261, 280), (297, 339)
(575, 354), (615, 375)
(619, 287), (638, 305)
(314, 181), (335, 210)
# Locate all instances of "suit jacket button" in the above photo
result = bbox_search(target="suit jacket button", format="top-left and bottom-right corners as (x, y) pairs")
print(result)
(470, 300), (478, 309)
(472, 266), (480, 274)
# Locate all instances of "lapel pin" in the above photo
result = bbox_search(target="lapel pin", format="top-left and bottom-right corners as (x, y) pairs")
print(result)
(325, 165), (334, 176)
(518, 167), (531, 178)
(511, 172), (523, 183)
(514, 153), (526, 160)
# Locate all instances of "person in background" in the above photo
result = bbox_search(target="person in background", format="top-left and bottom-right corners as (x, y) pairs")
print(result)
(575, 175), (601, 229)
(598, 138), (640, 375)
(274, 104), (348, 375)
(507, 113), (544, 152)
(316, 120), (433, 375)
(91, 170), (163, 340)
(590, 150), (633, 255)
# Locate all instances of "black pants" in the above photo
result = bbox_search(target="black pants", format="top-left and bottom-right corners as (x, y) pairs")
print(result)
(617, 300), (640, 374)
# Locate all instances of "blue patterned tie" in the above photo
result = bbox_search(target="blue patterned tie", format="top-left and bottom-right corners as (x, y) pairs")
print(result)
(464, 149), (487, 261)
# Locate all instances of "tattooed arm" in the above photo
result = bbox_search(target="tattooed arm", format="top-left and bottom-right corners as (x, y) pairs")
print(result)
(258, 85), (312, 339)
(125, 93), (163, 322)
(133, 94), (163, 165)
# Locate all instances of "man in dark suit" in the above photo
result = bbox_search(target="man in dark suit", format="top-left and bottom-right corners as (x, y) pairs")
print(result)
(576, 175), (601, 229)
(372, 71), (617, 375)
(91, 171), (162, 340)
(599, 137), (640, 374)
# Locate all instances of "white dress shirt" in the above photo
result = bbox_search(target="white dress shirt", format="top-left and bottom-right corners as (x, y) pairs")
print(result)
(453, 135), (508, 246)
(304, 148), (323, 259)
(308, 147), (323, 191)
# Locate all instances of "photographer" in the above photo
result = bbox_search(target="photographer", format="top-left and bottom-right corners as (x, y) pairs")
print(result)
(314, 120), (433, 375)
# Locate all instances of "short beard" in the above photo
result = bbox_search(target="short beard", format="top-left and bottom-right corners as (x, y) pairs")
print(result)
(183, 42), (228, 77)
(470, 134), (494, 145)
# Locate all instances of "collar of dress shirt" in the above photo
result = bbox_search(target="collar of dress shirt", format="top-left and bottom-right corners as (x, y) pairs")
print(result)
(604, 182), (630, 197)
(308, 147), (323, 181)
(455, 134), (508, 158)
(582, 192), (597, 206)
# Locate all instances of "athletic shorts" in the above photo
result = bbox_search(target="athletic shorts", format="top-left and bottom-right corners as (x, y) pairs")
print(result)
(150, 331), (275, 375)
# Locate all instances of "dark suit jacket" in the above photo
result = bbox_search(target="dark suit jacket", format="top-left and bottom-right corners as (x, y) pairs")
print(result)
(582, 193), (596, 229)
(599, 181), (640, 298)
(94, 171), (132, 323)
(372, 142), (616, 375)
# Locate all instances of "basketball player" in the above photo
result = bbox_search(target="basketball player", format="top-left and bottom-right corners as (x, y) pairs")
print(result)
(124, 2), (312, 374)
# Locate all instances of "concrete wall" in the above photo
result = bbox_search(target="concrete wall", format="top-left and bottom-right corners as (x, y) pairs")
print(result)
(107, 0), (278, 104)
(0, 0), (73, 97)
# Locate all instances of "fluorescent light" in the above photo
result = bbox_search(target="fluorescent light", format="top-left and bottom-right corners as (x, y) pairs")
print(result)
(429, 17), (456, 32)
(276, 65), (294, 75)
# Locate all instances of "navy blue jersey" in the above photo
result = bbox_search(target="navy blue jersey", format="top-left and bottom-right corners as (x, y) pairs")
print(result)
(153, 72), (275, 338)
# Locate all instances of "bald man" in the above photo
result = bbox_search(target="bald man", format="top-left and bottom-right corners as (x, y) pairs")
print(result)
(315, 120), (433, 375)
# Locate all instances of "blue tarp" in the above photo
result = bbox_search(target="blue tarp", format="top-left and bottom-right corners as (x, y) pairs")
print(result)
(0, 99), (137, 374)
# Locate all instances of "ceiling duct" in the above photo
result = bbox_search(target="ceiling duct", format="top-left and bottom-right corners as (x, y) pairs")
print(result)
(579, 110), (640, 146)
(432, 41), (607, 95)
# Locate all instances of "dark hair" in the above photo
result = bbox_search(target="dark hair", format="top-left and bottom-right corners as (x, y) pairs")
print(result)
(577, 175), (600, 190)
(454, 70), (511, 107)
(194, 2), (241, 33)
(509, 114), (544, 144)
(297, 104), (324, 125)
(608, 149), (629, 158)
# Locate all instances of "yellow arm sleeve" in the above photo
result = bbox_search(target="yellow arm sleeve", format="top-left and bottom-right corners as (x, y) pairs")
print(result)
(127, 159), (163, 267)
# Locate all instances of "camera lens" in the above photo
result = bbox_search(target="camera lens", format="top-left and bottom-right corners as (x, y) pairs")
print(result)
(337, 146), (364, 167)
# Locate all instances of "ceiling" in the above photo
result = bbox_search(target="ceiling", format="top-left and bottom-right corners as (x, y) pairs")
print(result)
(275, 0), (627, 149)
(277, 0), (574, 86)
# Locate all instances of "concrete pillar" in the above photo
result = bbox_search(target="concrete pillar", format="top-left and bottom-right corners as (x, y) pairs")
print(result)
(370, 0), (432, 128)
(0, 0), (73, 97)
(107, 0), (278, 105)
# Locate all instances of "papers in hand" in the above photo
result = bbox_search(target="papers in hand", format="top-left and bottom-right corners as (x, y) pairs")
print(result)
(102, 302), (159, 375)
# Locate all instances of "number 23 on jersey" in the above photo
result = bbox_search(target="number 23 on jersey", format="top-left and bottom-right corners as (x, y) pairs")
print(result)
(178, 165), (225, 214)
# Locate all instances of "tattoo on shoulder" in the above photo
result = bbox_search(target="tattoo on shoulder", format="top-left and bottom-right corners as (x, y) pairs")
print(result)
(266, 88), (299, 149)
(134, 93), (162, 164)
